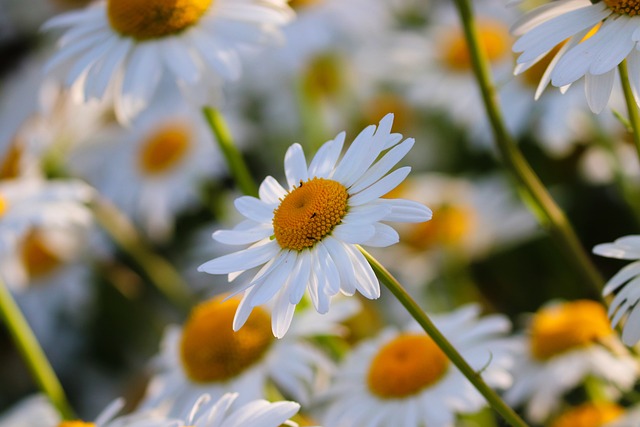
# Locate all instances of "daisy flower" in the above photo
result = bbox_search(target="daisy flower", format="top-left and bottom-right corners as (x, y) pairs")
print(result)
(548, 401), (624, 427)
(504, 300), (639, 424)
(141, 295), (358, 415)
(593, 235), (640, 346)
(178, 393), (302, 427)
(198, 114), (432, 337)
(320, 304), (516, 427)
(42, 0), (294, 123)
(511, 0), (640, 113)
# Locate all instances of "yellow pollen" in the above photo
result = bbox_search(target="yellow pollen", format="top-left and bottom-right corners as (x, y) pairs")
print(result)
(20, 229), (63, 280)
(367, 334), (449, 399)
(108, 0), (213, 41)
(272, 178), (348, 251)
(302, 53), (345, 101)
(288, 0), (321, 10)
(138, 122), (191, 176)
(550, 402), (624, 427)
(180, 297), (274, 383)
(57, 422), (96, 427)
(441, 20), (511, 71)
(530, 300), (613, 361)
(604, 0), (640, 16)
(0, 141), (23, 180)
(405, 204), (474, 250)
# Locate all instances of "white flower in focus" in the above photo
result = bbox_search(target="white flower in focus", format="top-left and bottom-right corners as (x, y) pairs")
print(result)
(0, 177), (94, 254)
(42, 0), (294, 123)
(179, 393), (301, 427)
(511, 0), (640, 113)
(504, 300), (638, 424)
(141, 296), (357, 415)
(198, 114), (432, 337)
(320, 304), (516, 427)
(593, 235), (640, 346)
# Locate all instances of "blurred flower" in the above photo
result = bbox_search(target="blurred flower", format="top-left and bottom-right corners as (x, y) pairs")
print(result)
(504, 300), (638, 424)
(198, 114), (431, 337)
(593, 235), (640, 346)
(320, 304), (516, 427)
(67, 94), (220, 241)
(141, 296), (357, 415)
(42, 0), (294, 123)
(178, 392), (302, 427)
(512, 0), (640, 113)
(548, 401), (624, 427)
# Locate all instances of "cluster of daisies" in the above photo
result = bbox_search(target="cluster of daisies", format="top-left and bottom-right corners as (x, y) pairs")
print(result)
(4, 0), (640, 426)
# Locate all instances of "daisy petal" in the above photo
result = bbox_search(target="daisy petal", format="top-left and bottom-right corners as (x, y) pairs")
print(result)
(284, 143), (309, 188)
(198, 240), (279, 274)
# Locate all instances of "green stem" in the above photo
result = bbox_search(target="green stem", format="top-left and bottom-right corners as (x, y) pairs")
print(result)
(618, 60), (640, 162)
(452, 0), (604, 299)
(90, 197), (194, 312)
(360, 248), (529, 427)
(0, 277), (75, 419)
(202, 107), (258, 197)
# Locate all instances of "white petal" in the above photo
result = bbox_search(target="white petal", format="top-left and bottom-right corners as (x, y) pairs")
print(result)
(602, 261), (640, 296)
(622, 304), (640, 345)
(213, 223), (273, 245)
(584, 69), (615, 114)
(198, 240), (279, 274)
(284, 143), (308, 188)
(332, 223), (376, 244)
(288, 251), (311, 304)
(161, 38), (200, 84)
(376, 198), (433, 222)
(510, 0), (591, 36)
(349, 138), (415, 195)
(361, 223), (400, 247)
(349, 167), (411, 207)
(259, 176), (287, 205)
(234, 195), (274, 223)
(248, 250), (296, 306)
(308, 132), (345, 178)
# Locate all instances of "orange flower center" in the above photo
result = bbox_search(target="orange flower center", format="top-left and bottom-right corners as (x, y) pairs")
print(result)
(288, 0), (321, 10)
(530, 300), (613, 360)
(604, 0), (640, 16)
(108, 0), (213, 41)
(138, 122), (191, 176)
(441, 20), (511, 71)
(57, 422), (95, 427)
(550, 402), (624, 427)
(367, 334), (449, 398)
(180, 297), (274, 383)
(20, 229), (63, 280)
(0, 141), (23, 180)
(273, 177), (348, 251)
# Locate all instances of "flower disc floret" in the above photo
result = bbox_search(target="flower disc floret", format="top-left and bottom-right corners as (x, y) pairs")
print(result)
(180, 298), (275, 383)
(108, 0), (213, 40)
(367, 334), (449, 398)
(273, 178), (348, 251)
(530, 300), (613, 360)
(138, 123), (191, 176)
(604, 0), (640, 16)
(442, 21), (511, 71)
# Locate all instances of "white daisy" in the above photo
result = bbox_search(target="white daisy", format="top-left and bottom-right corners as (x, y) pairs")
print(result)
(511, 0), (640, 113)
(320, 304), (516, 427)
(42, 0), (294, 123)
(198, 114), (432, 337)
(593, 235), (640, 346)
(504, 300), (639, 424)
(0, 177), (94, 254)
(178, 393), (302, 427)
(141, 295), (358, 416)
(67, 92), (221, 241)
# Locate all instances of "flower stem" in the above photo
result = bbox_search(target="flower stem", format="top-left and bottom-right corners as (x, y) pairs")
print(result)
(202, 107), (259, 197)
(90, 197), (194, 312)
(0, 276), (75, 419)
(360, 248), (529, 427)
(618, 60), (640, 162)
(452, 0), (604, 299)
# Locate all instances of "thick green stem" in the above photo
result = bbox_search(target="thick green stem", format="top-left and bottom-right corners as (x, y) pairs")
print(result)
(618, 61), (640, 162)
(0, 277), (75, 419)
(360, 248), (530, 427)
(91, 197), (194, 311)
(202, 107), (258, 197)
(452, 0), (604, 298)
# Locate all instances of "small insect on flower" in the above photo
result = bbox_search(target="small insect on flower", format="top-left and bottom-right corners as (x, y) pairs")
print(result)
(198, 113), (432, 338)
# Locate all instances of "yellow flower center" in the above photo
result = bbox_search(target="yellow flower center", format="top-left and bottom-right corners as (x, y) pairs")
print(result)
(272, 178), (348, 251)
(138, 122), (191, 176)
(20, 229), (63, 280)
(367, 334), (449, 399)
(530, 300), (613, 361)
(407, 204), (474, 250)
(441, 20), (512, 71)
(364, 92), (414, 133)
(0, 195), (7, 218)
(302, 53), (345, 101)
(550, 402), (624, 427)
(107, 0), (213, 41)
(288, 0), (321, 10)
(57, 422), (95, 427)
(180, 297), (274, 383)
(605, 0), (640, 16)
(0, 141), (23, 180)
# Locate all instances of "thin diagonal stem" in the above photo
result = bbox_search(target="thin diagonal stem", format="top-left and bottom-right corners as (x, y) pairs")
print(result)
(360, 248), (529, 427)
(452, 0), (604, 299)
(618, 60), (640, 161)
(0, 276), (75, 419)
(203, 107), (259, 197)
